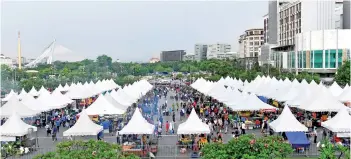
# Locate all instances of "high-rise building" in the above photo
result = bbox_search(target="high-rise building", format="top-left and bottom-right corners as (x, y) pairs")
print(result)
(344, 0), (351, 29)
(237, 29), (264, 58)
(263, 14), (269, 44)
(286, 29), (351, 73)
(160, 50), (186, 62)
(194, 44), (208, 61)
(206, 43), (231, 59)
(262, 0), (350, 74)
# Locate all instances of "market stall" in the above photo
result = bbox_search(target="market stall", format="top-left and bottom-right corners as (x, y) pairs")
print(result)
(119, 108), (156, 156)
(63, 109), (103, 136)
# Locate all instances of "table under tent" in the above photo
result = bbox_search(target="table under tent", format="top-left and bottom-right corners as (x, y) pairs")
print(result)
(177, 108), (211, 158)
(0, 113), (38, 158)
(269, 106), (310, 154)
(119, 108), (157, 157)
(321, 108), (351, 147)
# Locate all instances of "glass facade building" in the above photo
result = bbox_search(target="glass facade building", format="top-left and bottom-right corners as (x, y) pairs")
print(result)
(283, 29), (351, 71)
(287, 49), (350, 69)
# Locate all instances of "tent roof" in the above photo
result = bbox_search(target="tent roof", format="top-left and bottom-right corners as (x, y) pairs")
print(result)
(28, 86), (39, 96)
(119, 108), (155, 134)
(52, 89), (74, 105)
(269, 106), (308, 132)
(0, 96), (40, 118)
(322, 108), (351, 133)
(104, 93), (129, 111)
(85, 94), (125, 115)
(37, 91), (68, 109)
(329, 81), (343, 97)
(227, 94), (277, 111)
(2, 90), (18, 102)
(21, 95), (52, 112)
(286, 132), (310, 148)
(177, 109), (210, 134)
(299, 87), (346, 112)
(38, 86), (50, 95)
(338, 87), (351, 102)
(63, 110), (103, 136)
(110, 89), (135, 106)
(0, 112), (37, 136)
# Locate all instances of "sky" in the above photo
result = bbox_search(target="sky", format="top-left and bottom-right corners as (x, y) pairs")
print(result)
(1, 1), (268, 62)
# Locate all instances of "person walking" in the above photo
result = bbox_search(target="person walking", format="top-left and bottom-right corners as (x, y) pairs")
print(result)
(45, 124), (51, 136)
(52, 126), (58, 142)
(172, 112), (176, 123)
(241, 122), (246, 134)
(165, 121), (170, 134)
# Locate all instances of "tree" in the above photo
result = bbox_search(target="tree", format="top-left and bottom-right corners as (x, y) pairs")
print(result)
(335, 61), (350, 86)
(33, 140), (139, 159)
(201, 135), (293, 159)
(96, 55), (112, 68)
(318, 139), (350, 159)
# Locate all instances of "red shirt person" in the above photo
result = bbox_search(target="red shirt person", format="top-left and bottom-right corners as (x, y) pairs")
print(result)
(165, 121), (170, 133)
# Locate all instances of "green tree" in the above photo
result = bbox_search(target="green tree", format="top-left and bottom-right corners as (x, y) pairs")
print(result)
(96, 55), (113, 68)
(335, 61), (350, 86)
(33, 140), (139, 159)
(202, 135), (293, 159)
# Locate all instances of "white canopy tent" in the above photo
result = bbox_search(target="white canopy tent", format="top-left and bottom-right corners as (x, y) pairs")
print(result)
(28, 86), (39, 96)
(17, 88), (28, 100)
(65, 86), (95, 99)
(227, 94), (277, 111)
(269, 106), (308, 132)
(84, 94), (125, 115)
(38, 86), (50, 96)
(104, 93), (129, 111)
(328, 81), (343, 97)
(119, 108), (155, 134)
(51, 89), (74, 105)
(0, 112), (37, 137)
(321, 108), (351, 133)
(55, 84), (65, 92)
(37, 91), (68, 109)
(298, 87), (346, 112)
(110, 89), (136, 106)
(21, 95), (52, 112)
(0, 96), (40, 118)
(177, 109), (210, 134)
(338, 87), (351, 102)
(63, 110), (103, 136)
(2, 90), (18, 102)
(63, 83), (70, 91)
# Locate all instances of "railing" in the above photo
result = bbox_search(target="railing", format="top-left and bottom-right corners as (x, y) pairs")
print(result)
(3, 144), (327, 159)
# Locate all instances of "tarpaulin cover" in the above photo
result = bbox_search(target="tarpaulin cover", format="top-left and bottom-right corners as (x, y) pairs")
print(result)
(258, 96), (268, 103)
(286, 132), (310, 148)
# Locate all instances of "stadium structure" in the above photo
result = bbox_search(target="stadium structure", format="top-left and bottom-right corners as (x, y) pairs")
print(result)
(20, 34), (84, 68)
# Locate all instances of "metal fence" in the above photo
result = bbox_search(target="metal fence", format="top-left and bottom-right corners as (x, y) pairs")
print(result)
(2, 144), (326, 159)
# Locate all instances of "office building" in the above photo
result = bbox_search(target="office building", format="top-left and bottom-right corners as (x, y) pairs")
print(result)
(160, 50), (186, 62)
(215, 52), (238, 60)
(264, 0), (349, 74)
(194, 44), (208, 61)
(237, 29), (264, 58)
(285, 29), (351, 73)
(344, 0), (351, 29)
(206, 43), (231, 59)
(183, 54), (195, 61)
(263, 14), (269, 44)
(0, 54), (14, 67)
